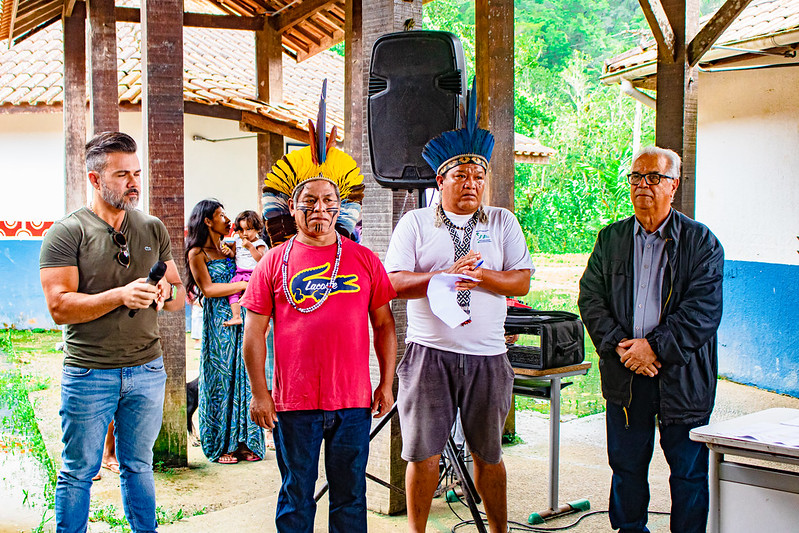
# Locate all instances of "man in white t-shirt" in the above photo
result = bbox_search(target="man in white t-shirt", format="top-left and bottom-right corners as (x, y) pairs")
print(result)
(384, 81), (534, 533)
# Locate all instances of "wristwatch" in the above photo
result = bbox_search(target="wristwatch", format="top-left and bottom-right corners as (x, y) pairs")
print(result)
(164, 283), (176, 303)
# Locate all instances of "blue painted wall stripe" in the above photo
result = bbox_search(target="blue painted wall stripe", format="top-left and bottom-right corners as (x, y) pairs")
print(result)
(719, 259), (799, 397)
(0, 239), (57, 329)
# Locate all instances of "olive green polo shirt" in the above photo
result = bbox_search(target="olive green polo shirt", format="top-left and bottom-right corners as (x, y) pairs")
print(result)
(40, 207), (173, 369)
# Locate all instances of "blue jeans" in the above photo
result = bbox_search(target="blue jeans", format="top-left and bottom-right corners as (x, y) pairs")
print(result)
(273, 408), (371, 533)
(606, 376), (709, 533)
(56, 356), (167, 533)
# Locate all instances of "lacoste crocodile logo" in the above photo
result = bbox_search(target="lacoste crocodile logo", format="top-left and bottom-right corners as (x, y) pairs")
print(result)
(289, 263), (360, 304)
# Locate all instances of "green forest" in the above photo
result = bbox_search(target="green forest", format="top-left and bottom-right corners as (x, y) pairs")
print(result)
(418, 0), (723, 253)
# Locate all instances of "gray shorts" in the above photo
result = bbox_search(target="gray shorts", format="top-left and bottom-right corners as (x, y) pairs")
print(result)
(396, 342), (515, 464)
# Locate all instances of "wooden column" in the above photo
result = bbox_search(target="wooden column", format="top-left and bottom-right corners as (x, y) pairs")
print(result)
(654, 0), (699, 217)
(356, 0), (423, 515)
(475, 0), (515, 211)
(63, 1), (87, 213)
(255, 24), (284, 213)
(141, 0), (187, 466)
(344, 0), (363, 160)
(87, 0), (119, 133)
(475, 0), (517, 437)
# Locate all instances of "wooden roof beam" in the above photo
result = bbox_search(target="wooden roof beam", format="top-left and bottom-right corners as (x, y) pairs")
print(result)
(270, 0), (337, 33)
(312, 12), (342, 37)
(240, 110), (309, 144)
(64, 0), (78, 17)
(115, 6), (265, 31)
(687, 0), (753, 67)
(6, 0), (20, 40)
(638, 0), (676, 62)
(14, 4), (62, 36)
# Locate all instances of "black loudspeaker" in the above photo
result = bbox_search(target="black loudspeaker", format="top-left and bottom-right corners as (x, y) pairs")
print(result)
(368, 31), (466, 190)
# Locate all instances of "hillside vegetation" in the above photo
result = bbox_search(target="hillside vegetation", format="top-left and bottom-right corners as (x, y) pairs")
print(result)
(422, 0), (723, 253)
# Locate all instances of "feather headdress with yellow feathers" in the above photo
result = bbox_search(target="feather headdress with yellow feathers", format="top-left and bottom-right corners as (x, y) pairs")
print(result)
(262, 80), (365, 244)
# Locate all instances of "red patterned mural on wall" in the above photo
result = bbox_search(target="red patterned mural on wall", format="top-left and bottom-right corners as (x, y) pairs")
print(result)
(0, 221), (54, 238)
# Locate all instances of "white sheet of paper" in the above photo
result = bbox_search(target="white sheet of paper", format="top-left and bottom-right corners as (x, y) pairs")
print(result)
(722, 421), (799, 448)
(780, 416), (799, 427)
(426, 272), (479, 329)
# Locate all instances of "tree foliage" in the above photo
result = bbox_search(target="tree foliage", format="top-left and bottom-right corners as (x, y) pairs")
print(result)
(424, 0), (657, 252)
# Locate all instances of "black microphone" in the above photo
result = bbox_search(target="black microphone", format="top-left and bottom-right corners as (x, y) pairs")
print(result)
(129, 261), (167, 317)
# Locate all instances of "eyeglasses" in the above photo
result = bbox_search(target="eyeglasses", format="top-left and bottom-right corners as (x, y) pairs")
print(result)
(626, 172), (675, 186)
(111, 230), (130, 268)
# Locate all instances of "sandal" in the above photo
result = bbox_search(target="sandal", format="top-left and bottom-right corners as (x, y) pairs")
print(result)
(218, 453), (239, 464)
(102, 461), (120, 474)
(241, 450), (261, 462)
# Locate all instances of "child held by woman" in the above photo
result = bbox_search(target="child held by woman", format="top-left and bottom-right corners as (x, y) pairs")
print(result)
(223, 210), (266, 327)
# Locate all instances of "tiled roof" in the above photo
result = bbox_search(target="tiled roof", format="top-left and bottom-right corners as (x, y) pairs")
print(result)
(603, 0), (799, 81)
(0, 12), (552, 160)
(0, 20), (345, 139)
(515, 133), (555, 158)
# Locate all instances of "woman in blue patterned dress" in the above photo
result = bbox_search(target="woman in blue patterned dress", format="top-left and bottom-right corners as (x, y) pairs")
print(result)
(185, 199), (265, 464)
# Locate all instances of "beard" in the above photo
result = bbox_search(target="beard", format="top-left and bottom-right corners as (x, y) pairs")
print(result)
(100, 180), (138, 211)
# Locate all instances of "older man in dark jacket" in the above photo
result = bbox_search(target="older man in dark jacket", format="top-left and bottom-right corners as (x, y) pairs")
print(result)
(579, 146), (724, 533)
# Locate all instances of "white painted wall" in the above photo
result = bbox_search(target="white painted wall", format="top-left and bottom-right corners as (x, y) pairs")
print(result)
(182, 114), (260, 220)
(0, 112), (66, 221)
(696, 63), (799, 266)
(0, 111), (263, 224)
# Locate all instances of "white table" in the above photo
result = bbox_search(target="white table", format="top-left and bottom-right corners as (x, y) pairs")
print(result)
(690, 407), (799, 533)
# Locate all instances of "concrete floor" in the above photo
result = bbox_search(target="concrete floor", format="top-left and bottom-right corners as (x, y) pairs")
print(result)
(154, 379), (799, 533)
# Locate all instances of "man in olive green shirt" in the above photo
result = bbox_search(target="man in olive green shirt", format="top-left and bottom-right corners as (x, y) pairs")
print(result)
(40, 132), (185, 533)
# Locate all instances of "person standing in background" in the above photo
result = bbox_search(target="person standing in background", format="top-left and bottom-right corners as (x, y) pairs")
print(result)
(185, 199), (265, 465)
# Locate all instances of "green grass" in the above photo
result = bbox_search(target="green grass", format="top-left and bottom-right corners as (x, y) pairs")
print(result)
(0, 329), (60, 532)
(1, 329), (62, 362)
(90, 503), (207, 530)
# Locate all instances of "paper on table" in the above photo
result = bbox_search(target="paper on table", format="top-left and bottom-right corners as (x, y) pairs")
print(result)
(780, 416), (799, 427)
(427, 272), (479, 329)
(723, 421), (799, 448)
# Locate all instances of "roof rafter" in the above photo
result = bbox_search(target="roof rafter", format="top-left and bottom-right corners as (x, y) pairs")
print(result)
(63, 0), (77, 17)
(240, 109), (310, 143)
(269, 0), (336, 33)
(687, 0), (754, 67)
(637, 0), (676, 63)
(6, 0), (20, 41)
(115, 6), (266, 31)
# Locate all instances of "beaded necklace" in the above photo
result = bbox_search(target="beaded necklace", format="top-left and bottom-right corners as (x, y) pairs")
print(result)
(437, 203), (479, 314)
(281, 232), (342, 313)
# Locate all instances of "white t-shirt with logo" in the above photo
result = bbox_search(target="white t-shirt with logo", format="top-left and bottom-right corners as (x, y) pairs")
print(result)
(384, 205), (535, 356)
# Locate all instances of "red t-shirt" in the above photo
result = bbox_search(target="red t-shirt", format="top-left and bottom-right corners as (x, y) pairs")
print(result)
(240, 237), (396, 412)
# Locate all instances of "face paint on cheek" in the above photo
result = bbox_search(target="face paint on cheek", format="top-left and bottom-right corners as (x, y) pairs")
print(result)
(296, 205), (314, 227)
(325, 208), (339, 230)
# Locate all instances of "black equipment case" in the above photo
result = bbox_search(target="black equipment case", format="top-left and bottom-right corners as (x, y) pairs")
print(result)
(504, 307), (585, 370)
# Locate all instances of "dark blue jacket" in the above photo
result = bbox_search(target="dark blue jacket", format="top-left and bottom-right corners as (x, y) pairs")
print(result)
(578, 210), (724, 425)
